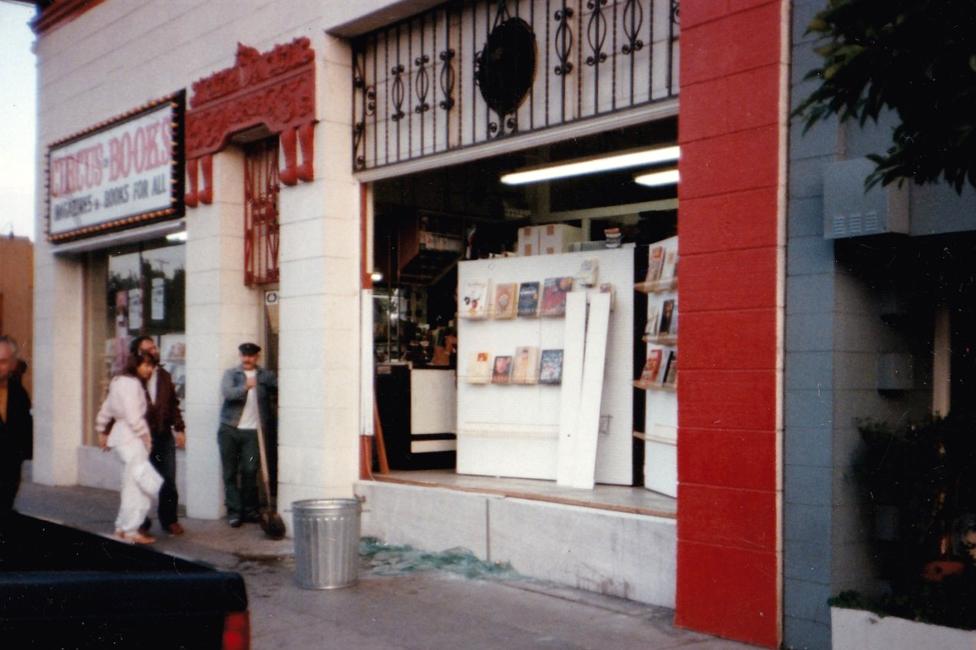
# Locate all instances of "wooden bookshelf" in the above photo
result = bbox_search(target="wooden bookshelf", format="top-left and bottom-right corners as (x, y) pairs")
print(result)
(632, 380), (677, 392)
(642, 334), (677, 345)
(634, 430), (677, 445)
(634, 278), (677, 294)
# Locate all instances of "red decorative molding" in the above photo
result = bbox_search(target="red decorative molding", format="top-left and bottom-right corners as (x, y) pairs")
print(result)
(184, 38), (316, 207)
(31, 0), (107, 36)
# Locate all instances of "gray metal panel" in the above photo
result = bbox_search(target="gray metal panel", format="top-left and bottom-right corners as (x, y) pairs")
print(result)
(823, 157), (909, 239)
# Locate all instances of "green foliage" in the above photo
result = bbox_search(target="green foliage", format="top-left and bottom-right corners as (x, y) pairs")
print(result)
(794, 0), (976, 191)
(849, 413), (976, 628)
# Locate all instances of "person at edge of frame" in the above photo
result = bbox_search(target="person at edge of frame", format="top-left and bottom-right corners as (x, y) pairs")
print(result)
(218, 342), (277, 528)
(0, 335), (32, 529)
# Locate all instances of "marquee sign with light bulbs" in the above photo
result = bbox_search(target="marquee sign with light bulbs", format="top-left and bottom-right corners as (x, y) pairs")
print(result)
(46, 91), (185, 243)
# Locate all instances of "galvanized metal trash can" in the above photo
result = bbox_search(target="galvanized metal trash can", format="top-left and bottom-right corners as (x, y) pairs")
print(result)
(292, 498), (361, 589)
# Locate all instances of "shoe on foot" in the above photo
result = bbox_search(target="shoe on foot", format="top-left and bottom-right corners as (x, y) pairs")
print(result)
(228, 517), (242, 528)
(116, 530), (156, 545)
(139, 517), (152, 534)
(166, 522), (185, 536)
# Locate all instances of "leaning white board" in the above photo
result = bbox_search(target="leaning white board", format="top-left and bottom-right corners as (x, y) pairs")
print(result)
(561, 292), (611, 489)
(556, 292), (587, 486)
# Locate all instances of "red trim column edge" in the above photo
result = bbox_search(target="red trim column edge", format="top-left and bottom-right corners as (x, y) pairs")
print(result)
(674, 2), (788, 648)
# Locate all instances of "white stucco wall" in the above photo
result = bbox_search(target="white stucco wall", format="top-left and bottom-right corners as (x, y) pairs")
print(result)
(33, 0), (363, 512)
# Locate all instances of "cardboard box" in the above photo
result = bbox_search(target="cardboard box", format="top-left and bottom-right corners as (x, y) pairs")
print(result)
(517, 226), (540, 256)
(539, 224), (581, 254)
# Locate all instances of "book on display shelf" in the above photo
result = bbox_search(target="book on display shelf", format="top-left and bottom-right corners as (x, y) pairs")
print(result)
(467, 351), (492, 384)
(517, 281), (541, 317)
(493, 282), (518, 319)
(658, 299), (676, 335)
(662, 247), (678, 281)
(491, 355), (513, 384)
(511, 346), (540, 384)
(460, 280), (491, 319)
(540, 277), (573, 317)
(646, 245), (665, 283)
(539, 349), (564, 385)
(576, 258), (599, 287)
(646, 304), (660, 336)
(640, 349), (663, 385)
(662, 350), (677, 385)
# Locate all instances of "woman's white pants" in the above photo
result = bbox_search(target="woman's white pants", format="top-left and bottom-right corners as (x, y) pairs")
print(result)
(113, 438), (164, 534)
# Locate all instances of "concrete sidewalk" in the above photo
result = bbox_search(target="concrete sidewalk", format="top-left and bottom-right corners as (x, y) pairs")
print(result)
(15, 482), (759, 650)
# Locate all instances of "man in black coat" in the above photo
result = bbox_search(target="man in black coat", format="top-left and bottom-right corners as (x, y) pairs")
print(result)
(131, 336), (187, 536)
(0, 336), (32, 525)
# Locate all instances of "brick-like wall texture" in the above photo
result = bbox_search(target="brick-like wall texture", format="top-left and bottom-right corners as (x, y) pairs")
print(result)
(675, 2), (788, 648)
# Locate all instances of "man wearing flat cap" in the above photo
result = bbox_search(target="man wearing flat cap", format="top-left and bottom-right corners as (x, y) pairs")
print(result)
(218, 342), (277, 527)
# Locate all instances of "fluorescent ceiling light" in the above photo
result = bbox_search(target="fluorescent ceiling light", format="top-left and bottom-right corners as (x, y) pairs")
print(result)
(634, 168), (680, 187)
(500, 145), (680, 185)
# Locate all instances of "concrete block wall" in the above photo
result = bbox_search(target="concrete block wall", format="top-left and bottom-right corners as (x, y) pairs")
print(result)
(784, 2), (940, 647)
(784, 6), (837, 639)
(276, 34), (362, 512)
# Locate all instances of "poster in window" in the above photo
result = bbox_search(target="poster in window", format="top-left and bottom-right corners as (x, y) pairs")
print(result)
(128, 288), (143, 331)
(151, 277), (165, 321)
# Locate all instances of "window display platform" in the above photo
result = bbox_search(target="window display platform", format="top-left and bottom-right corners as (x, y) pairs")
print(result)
(373, 470), (676, 519)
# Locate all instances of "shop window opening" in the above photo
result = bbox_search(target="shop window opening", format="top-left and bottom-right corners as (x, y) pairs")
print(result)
(244, 137), (280, 287)
(368, 120), (680, 513)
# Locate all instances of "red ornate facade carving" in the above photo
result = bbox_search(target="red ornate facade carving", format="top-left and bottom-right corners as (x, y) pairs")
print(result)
(184, 38), (316, 207)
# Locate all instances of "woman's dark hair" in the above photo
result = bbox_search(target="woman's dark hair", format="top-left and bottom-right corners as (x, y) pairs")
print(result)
(122, 352), (157, 377)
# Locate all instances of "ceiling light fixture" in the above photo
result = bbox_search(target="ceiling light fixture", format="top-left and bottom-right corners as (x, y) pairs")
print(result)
(634, 168), (680, 187)
(500, 145), (680, 185)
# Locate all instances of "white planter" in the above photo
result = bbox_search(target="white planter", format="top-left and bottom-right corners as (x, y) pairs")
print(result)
(831, 606), (976, 650)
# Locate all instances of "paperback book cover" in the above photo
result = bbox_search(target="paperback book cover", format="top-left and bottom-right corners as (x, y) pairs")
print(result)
(460, 280), (491, 319)
(493, 283), (518, 319)
(576, 258), (599, 287)
(540, 277), (573, 317)
(539, 349), (564, 385)
(491, 355), (512, 384)
(646, 245), (665, 282)
(640, 349), (663, 385)
(511, 346), (540, 384)
(467, 352), (492, 384)
(663, 350), (677, 384)
(662, 247), (678, 281)
(658, 299), (676, 335)
(646, 303), (660, 336)
(517, 281), (541, 317)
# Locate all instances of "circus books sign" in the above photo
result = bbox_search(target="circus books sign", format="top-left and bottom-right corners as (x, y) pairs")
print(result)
(47, 93), (184, 242)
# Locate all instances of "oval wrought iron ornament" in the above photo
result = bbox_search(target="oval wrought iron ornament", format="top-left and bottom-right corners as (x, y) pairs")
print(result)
(477, 17), (537, 118)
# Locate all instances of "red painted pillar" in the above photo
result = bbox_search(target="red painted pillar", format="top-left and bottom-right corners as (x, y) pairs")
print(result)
(675, 2), (787, 648)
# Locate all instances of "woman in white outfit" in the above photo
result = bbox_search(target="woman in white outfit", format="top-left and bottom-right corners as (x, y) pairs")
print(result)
(95, 352), (164, 544)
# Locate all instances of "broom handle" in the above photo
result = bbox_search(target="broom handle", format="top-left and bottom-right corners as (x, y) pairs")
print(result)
(255, 415), (274, 510)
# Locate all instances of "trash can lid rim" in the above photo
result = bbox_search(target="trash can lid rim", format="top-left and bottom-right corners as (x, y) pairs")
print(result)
(291, 498), (361, 511)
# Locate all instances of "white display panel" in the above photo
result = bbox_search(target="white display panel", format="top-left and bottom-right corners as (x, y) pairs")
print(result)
(410, 369), (457, 435)
(457, 248), (634, 484)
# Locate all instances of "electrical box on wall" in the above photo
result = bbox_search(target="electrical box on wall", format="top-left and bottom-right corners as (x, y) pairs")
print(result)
(823, 157), (909, 239)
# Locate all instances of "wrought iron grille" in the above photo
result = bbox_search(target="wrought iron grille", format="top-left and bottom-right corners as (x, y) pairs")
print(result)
(353, 0), (679, 172)
(244, 138), (280, 286)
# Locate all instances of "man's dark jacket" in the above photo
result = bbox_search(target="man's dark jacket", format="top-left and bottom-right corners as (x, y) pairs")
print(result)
(1, 377), (32, 461)
(146, 366), (184, 436)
